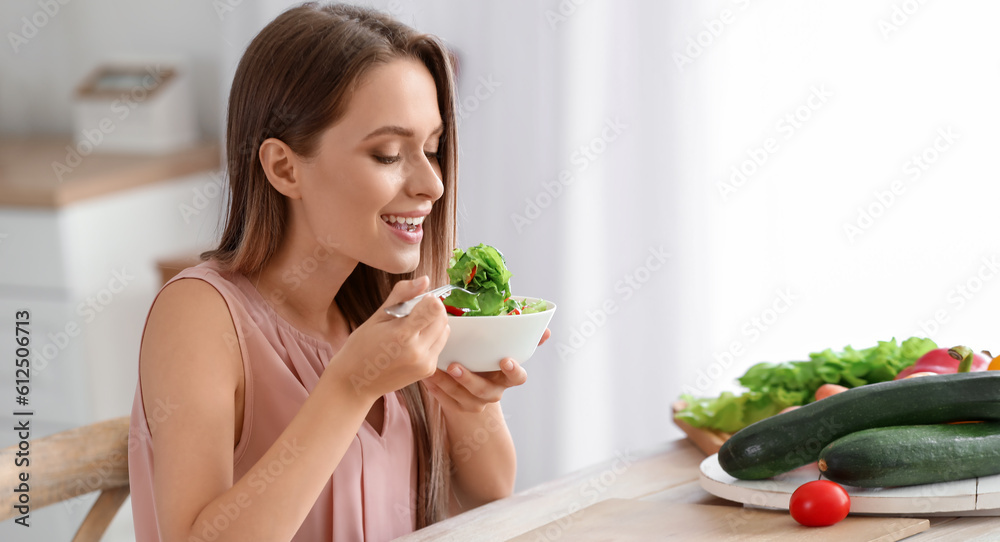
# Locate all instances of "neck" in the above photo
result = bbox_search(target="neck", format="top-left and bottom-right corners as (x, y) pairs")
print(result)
(251, 222), (357, 340)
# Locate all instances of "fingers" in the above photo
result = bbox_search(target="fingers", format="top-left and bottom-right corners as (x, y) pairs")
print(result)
(393, 295), (447, 378)
(426, 368), (495, 412)
(423, 379), (463, 411)
(427, 320), (451, 358)
(497, 358), (528, 386)
(425, 358), (528, 412)
(537, 328), (552, 346)
(406, 293), (447, 335)
(380, 275), (431, 310)
(445, 359), (526, 390)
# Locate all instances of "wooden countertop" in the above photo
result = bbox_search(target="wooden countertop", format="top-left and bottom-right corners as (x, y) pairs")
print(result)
(393, 439), (998, 541)
(0, 139), (221, 207)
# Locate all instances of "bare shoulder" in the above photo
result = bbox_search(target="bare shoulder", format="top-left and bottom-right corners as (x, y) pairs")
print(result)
(143, 277), (239, 343)
(139, 277), (242, 434)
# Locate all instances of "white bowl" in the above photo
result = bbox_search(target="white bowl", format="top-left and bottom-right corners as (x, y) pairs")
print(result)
(437, 296), (556, 372)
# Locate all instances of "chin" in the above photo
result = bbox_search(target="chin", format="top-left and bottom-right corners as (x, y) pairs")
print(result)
(377, 253), (422, 275)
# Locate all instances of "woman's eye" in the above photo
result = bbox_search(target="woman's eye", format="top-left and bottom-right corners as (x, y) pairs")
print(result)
(374, 154), (401, 164)
(425, 150), (440, 161)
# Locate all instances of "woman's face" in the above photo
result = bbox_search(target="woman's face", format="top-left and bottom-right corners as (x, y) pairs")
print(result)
(295, 57), (445, 274)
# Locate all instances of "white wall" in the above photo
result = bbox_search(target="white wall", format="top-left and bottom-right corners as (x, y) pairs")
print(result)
(371, 0), (1000, 491)
(695, 0), (1000, 392)
(0, 0), (223, 138)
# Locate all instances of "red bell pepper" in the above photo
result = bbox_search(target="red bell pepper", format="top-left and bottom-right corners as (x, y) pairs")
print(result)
(440, 296), (466, 316)
(895, 347), (991, 379)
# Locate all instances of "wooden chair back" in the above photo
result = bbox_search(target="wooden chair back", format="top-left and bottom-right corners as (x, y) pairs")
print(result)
(0, 416), (130, 541)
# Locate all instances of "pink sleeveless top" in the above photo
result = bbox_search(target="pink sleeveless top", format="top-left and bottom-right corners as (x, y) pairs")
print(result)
(128, 260), (417, 541)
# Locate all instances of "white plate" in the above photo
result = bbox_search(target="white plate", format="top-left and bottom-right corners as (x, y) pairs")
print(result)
(699, 453), (1000, 516)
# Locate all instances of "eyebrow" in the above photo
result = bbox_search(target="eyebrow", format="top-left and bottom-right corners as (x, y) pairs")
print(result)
(362, 123), (444, 141)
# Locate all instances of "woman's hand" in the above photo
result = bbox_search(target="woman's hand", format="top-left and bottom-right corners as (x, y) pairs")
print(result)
(422, 328), (551, 412)
(423, 360), (525, 413)
(325, 276), (450, 404)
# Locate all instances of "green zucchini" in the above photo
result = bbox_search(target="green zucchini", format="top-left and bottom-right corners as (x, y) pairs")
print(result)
(717, 372), (1000, 480)
(818, 422), (1000, 487)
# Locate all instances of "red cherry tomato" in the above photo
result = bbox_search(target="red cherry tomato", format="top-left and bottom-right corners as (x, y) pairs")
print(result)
(789, 480), (850, 527)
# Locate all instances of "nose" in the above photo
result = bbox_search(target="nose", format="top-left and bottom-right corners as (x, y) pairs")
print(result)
(406, 152), (445, 202)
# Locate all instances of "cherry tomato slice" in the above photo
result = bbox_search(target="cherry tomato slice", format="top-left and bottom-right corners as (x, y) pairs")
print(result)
(789, 480), (850, 527)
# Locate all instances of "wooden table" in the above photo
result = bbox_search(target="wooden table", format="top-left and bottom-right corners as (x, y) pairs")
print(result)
(393, 439), (998, 541)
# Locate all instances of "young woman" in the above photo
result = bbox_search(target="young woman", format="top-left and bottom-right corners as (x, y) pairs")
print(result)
(128, 4), (547, 541)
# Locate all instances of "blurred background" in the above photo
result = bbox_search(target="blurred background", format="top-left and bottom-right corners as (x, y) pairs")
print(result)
(2, 0), (999, 539)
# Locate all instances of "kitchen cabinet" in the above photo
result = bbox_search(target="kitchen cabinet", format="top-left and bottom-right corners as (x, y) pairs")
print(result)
(0, 139), (221, 541)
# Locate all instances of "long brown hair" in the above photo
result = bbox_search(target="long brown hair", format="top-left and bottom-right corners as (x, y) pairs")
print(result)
(202, 2), (458, 527)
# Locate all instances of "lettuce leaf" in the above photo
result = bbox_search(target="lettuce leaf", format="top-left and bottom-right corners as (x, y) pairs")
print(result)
(675, 337), (937, 433)
(443, 244), (514, 316)
(442, 244), (552, 316)
(520, 298), (549, 314)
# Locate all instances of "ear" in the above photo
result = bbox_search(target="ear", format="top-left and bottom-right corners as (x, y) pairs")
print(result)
(259, 138), (302, 199)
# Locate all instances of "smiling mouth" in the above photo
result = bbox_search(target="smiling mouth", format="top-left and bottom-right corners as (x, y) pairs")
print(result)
(381, 214), (425, 233)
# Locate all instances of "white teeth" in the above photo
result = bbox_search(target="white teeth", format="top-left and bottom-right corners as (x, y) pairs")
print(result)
(381, 214), (426, 226)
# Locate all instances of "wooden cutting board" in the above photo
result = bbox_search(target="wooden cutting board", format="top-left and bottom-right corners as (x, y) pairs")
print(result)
(508, 499), (929, 541)
(672, 400), (731, 455)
